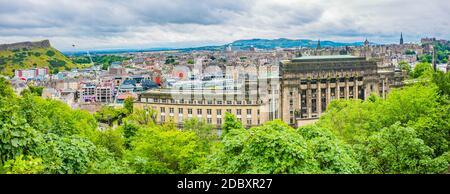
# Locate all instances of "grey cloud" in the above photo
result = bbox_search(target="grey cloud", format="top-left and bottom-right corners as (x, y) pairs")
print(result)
(0, 0), (448, 50)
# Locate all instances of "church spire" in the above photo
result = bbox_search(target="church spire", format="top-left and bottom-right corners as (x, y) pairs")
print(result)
(400, 32), (404, 45)
(364, 38), (369, 46)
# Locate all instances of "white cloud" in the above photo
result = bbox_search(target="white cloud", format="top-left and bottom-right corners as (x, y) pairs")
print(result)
(0, 0), (448, 50)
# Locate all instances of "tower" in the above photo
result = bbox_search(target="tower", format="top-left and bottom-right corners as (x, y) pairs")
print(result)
(317, 39), (321, 49)
(364, 38), (369, 47)
(400, 32), (404, 45)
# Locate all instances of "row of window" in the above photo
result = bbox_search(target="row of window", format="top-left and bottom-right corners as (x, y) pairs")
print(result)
(159, 107), (259, 116)
(160, 115), (260, 126)
(299, 77), (364, 84)
(142, 98), (261, 105)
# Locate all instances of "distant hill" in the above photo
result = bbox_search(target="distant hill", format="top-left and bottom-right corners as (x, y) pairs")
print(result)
(0, 40), (81, 77)
(61, 38), (372, 55)
(176, 38), (368, 52)
(226, 38), (365, 50)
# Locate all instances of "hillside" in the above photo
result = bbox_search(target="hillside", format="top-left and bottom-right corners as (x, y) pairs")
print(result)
(0, 40), (81, 77)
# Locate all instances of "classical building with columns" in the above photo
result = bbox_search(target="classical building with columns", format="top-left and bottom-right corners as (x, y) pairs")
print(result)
(279, 55), (387, 127)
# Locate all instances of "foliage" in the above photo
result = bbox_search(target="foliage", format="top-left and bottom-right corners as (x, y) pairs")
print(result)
(46, 50), (55, 57)
(221, 112), (242, 137)
(411, 62), (434, 79)
(357, 123), (448, 174)
(95, 129), (125, 158)
(183, 118), (218, 152)
(125, 125), (206, 174)
(94, 106), (127, 126)
(124, 97), (134, 114)
(398, 61), (411, 75)
(2, 155), (44, 174)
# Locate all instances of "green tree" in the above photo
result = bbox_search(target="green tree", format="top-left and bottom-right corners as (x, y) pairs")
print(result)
(398, 61), (411, 76)
(412, 62), (433, 78)
(357, 123), (448, 174)
(222, 112), (242, 137)
(2, 155), (44, 174)
(125, 125), (206, 174)
(124, 97), (134, 114)
(95, 129), (125, 158)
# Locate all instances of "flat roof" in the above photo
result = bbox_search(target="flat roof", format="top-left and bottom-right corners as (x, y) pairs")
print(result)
(292, 55), (361, 60)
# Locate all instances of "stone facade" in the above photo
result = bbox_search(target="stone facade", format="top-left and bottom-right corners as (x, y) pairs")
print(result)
(279, 55), (387, 127)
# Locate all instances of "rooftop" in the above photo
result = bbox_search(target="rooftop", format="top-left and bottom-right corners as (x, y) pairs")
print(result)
(292, 55), (361, 60)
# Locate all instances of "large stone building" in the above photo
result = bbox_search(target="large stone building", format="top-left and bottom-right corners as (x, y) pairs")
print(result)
(279, 55), (387, 127)
(135, 72), (280, 129)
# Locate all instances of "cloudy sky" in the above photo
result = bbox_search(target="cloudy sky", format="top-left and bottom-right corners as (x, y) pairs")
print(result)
(0, 0), (448, 51)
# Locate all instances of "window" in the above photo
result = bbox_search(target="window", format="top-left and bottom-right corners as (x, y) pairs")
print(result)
(197, 109), (202, 115)
(162, 99), (167, 103)
(217, 118), (222, 125)
(217, 100), (222, 105)
(180, 99), (184, 103)
(237, 101), (242, 105)
(207, 100), (213, 105)
(247, 119), (252, 125)
(227, 100), (232, 105)
(161, 115), (165, 122)
(188, 108), (192, 114)
(160, 107), (165, 113)
(257, 119), (260, 125)
(178, 108), (183, 114)
(169, 108), (174, 113)
(226, 109), (231, 113)
(237, 109), (241, 115)
(207, 118), (212, 124)
(246, 109), (252, 115)
(216, 109), (222, 115)
(207, 109), (212, 115)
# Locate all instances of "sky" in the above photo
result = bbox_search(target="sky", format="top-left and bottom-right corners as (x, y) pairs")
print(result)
(0, 0), (448, 51)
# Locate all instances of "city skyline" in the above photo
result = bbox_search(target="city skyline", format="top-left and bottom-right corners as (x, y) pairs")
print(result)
(0, 0), (449, 51)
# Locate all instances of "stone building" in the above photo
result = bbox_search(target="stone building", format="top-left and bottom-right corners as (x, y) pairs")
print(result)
(279, 55), (386, 127)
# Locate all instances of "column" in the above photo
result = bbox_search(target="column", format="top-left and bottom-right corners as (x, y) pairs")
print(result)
(306, 87), (312, 118)
(317, 80), (321, 114)
(345, 78), (349, 100)
(326, 80), (331, 106)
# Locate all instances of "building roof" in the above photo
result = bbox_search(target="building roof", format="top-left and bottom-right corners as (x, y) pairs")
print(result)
(292, 55), (360, 60)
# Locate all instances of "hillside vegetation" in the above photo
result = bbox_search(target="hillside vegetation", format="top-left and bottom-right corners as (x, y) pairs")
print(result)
(0, 47), (83, 77)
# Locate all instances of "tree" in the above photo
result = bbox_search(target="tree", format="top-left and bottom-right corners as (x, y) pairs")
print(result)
(95, 129), (125, 158)
(357, 123), (448, 174)
(432, 71), (450, 97)
(183, 118), (218, 153)
(197, 120), (361, 174)
(412, 62), (433, 78)
(120, 121), (140, 149)
(124, 97), (134, 115)
(398, 61), (411, 76)
(2, 155), (44, 174)
(222, 112), (242, 137)
(125, 126), (206, 174)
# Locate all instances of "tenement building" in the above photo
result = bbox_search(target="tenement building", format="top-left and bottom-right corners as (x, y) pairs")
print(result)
(279, 55), (385, 127)
(135, 75), (280, 129)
